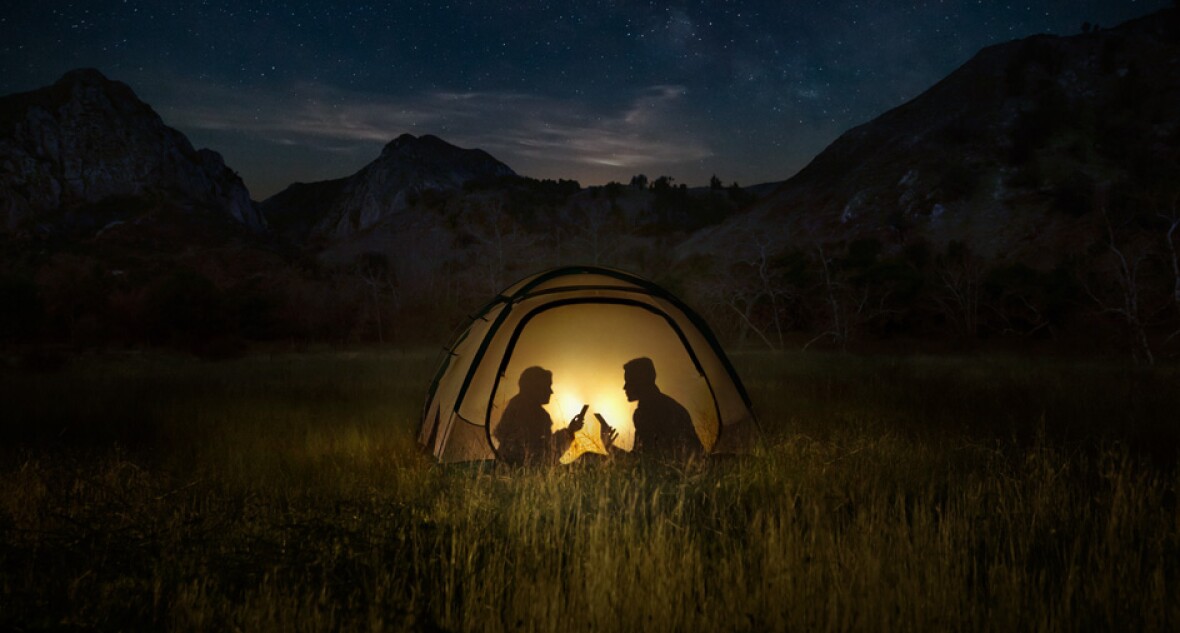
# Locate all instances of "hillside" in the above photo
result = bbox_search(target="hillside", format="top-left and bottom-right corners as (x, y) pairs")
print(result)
(0, 69), (263, 234)
(673, 9), (1180, 358)
(2, 10), (1178, 358)
(682, 9), (1180, 267)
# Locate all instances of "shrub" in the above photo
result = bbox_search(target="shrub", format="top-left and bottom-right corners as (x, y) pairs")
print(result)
(0, 276), (43, 341)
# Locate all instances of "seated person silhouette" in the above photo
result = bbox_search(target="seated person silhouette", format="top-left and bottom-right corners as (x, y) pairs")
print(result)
(601, 357), (702, 460)
(494, 366), (585, 465)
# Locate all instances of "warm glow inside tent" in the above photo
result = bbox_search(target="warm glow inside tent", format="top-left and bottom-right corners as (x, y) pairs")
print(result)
(419, 266), (759, 463)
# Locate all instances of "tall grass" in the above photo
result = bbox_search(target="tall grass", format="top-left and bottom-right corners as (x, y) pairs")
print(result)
(1, 351), (1177, 631)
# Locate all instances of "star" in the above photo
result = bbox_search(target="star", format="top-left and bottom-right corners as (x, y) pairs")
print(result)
(0, 1), (1169, 198)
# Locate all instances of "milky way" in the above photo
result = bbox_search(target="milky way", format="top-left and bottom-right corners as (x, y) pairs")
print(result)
(0, 1), (1169, 198)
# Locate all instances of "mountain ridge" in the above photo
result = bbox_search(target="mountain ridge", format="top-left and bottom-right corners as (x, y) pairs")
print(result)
(2, 8), (1178, 354)
(0, 68), (264, 234)
(261, 133), (517, 242)
(679, 8), (1180, 269)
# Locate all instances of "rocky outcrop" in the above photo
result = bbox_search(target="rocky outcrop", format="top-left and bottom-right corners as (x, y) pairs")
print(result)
(262, 133), (515, 241)
(0, 68), (263, 233)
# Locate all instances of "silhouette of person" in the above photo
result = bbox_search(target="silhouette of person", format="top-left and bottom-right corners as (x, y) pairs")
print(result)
(494, 366), (585, 465)
(607, 357), (702, 460)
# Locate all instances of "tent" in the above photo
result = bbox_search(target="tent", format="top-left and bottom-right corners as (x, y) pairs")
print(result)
(419, 266), (759, 463)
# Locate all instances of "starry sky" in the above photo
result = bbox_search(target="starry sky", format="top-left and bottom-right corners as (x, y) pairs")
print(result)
(0, 1), (1170, 199)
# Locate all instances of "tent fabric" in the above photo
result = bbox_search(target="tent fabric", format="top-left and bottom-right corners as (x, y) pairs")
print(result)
(419, 266), (760, 463)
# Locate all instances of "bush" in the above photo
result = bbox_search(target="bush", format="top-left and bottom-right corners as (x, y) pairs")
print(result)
(0, 276), (43, 341)
(141, 269), (241, 356)
(1053, 171), (1096, 217)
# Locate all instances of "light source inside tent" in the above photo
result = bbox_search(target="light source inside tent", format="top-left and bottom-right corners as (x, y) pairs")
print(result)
(487, 303), (719, 463)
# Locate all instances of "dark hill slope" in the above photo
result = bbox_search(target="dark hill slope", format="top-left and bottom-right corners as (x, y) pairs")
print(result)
(0, 69), (263, 234)
(682, 9), (1180, 267)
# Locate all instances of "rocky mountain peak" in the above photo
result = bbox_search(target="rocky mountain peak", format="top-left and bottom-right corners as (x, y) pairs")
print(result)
(55, 67), (125, 90)
(264, 133), (516, 240)
(0, 68), (263, 233)
(384, 131), (417, 149)
(381, 132), (437, 153)
(375, 133), (508, 173)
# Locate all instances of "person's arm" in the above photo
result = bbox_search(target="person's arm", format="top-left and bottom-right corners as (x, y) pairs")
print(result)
(596, 414), (621, 455)
(550, 407), (587, 455)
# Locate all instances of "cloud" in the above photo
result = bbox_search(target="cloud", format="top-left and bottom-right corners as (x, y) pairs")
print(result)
(156, 81), (439, 152)
(157, 79), (710, 173)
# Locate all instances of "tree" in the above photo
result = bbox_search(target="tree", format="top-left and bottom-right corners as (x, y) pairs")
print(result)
(711, 237), (798, 349)
(629, 174), (648, 190)
(459, 199), (537, 295)
(1086, 205), (1155, 364)
(1159, 194), (1180, 313)
(982, 264), (1075, 338)
(34, 254), (115, 344)
(727, 181), (755, 206)
(568, 201), (625, 266)
(1156, 192), (1180, 345)
(804, 242), (881, 350)
(355, 252), (398, 345)
(142, 269), (238, 356)
(710, 174), (723, 190)
(933, 241), (983, 339)
(604, 181), (624, 202)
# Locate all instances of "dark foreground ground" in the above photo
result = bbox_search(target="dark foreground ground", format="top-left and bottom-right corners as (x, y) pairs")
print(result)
(1, 350), (1177, 631)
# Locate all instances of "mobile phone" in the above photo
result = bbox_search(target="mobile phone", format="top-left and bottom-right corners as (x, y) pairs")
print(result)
(594, 413), (608, 426)
(578, 404), (589, 418)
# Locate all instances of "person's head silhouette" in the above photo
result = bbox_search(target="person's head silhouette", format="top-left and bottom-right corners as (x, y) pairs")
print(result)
(623, 357), (658, 402)
(518, 366), (553, 405)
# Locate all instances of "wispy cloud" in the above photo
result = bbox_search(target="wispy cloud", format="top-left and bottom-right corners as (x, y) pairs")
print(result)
(158, 81), (438, 152)
(158, 80), (711, 173)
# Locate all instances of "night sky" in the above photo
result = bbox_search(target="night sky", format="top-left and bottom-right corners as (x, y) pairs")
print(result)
(1, 1), (1170, 200)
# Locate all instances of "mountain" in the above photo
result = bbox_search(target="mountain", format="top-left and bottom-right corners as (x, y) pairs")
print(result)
(680, 9), (1180, 268)
(5, 8), (1178, 354)
(261, 133), (516, 241)
(0, 68), (263, 234)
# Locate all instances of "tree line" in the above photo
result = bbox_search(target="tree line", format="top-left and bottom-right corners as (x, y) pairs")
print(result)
(2, 176), (1177, 364)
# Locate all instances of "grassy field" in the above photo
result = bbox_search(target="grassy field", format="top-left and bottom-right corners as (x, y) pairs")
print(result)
(0, 350), (1177, 631)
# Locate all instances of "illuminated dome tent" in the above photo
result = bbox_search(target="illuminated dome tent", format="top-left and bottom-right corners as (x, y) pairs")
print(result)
(419, 266), (759, 463)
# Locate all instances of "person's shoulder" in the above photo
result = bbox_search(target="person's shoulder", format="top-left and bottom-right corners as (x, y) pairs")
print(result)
(660, 391), (689, 410)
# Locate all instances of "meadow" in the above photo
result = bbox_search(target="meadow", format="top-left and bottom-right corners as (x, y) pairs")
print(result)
(0, 349), (1177, 632)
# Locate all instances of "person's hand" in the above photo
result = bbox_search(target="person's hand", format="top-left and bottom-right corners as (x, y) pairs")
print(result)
(569, 411), (586, 433)
(600, 420), (618, 449)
